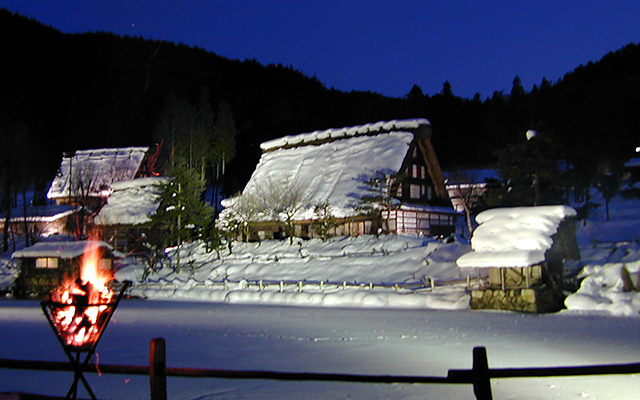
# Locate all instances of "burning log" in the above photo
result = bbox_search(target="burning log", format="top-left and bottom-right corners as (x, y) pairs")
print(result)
(40, 238), (130, 400)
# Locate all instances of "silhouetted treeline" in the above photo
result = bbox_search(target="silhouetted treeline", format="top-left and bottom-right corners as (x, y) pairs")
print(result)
(1, 8), (639, 198)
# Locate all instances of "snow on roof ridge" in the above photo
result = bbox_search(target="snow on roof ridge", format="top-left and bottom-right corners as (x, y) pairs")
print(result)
(260, 118), (430, 152)
(71, 146), (149, 156)
(74, 146), (149, 152)
(12, 240), (112, 259)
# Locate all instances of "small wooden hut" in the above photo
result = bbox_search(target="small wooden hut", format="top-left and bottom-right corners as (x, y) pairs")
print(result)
(456, 205), (580, 313)
(94, 177), (165, 253)
(12, 239), (116, 298)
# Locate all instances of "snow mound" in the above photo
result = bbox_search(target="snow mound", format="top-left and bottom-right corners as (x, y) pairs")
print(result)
(564, 241), (640, 316)
(457, 205), (576, 268)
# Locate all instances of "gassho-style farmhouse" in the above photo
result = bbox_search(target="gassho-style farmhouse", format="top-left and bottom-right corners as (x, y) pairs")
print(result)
(219, 119), (459, 240)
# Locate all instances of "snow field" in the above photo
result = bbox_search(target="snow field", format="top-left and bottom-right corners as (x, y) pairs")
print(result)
(119, 234), (475, 310)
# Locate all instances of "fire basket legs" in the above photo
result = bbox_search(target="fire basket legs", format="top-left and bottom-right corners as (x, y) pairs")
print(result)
(64, 351), (98, 400)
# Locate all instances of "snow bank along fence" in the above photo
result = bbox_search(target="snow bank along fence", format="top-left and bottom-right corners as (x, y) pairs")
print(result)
(134, 275), (484, 293)
(2, 339), (640, 400)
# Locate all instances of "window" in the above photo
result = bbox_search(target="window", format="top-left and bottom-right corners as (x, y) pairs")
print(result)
(412, 164), (419, 178)
(421, 165), (426, 179)
(99, 258), (112, 271)
(410, 184), (421, 199)
(35, 257), (59, 269)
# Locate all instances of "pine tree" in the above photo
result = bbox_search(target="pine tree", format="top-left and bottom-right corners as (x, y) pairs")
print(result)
(485, 126), (565, 207)
(511, 75), (525, 98)
(441, 81), (453, 97)
(406, 84), (425, 101)
(150, 157), (213, 269)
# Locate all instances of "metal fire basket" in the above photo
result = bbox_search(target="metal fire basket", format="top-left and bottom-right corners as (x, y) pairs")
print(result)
(41, 281), (131, 400)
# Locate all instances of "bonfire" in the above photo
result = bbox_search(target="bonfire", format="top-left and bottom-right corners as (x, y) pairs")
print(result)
(40, 239), (129, 400)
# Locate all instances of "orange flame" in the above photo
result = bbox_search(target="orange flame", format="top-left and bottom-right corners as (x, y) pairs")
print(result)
(49, 239), (114, 350)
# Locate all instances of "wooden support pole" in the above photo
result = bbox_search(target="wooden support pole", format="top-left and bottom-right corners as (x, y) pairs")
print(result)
(150, 337), (167, 400)
(472, 346), (493, 400)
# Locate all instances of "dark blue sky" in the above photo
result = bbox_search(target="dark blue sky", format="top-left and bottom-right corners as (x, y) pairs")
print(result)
(4, 1), (640, 99)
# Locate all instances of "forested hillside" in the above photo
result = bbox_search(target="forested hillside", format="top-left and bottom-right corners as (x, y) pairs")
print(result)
(1, 8), (638, 198)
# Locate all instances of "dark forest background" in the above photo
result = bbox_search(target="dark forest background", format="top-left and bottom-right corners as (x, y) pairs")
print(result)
(1, 9), (638, 199)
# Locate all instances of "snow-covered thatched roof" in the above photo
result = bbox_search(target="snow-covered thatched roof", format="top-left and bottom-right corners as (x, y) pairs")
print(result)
(12, 240), (112, 259)
(48, 147), (149, 200)
(94, 177), (166, 226)
(223, 119), (432, 220)
(456, 205), (577, 268)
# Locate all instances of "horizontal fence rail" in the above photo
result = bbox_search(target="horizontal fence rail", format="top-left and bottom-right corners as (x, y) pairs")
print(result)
(132, 276), (488, 294)
(2, 340), (639, 400)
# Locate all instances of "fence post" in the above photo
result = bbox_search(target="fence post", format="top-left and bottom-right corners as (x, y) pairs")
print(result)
(150, 337), (167, 400)
(472, 346), (492, 400)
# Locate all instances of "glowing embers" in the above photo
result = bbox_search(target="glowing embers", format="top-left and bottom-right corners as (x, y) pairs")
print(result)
(43, 242), (115, 352)
(40, 239), (129, 400)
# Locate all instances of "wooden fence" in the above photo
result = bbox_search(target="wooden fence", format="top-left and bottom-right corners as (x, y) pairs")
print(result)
(133, 275), (487, 294)
(1, 338), (639, 400)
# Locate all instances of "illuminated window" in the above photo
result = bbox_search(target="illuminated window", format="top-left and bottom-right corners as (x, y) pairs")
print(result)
(410, 184), (421, 199)
(35, 257), (59, 269)
(412, 164), (419, 178)
(421, 166), (426, 179)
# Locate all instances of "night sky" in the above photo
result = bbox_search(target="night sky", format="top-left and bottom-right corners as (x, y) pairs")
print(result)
(4, 1), (640, 99)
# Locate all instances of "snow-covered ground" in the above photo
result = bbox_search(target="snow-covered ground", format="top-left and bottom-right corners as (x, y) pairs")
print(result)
(1, 301), (640, 400)
(108, 191), (640, 316)
(1, 190), (640, 399)
(117, 234), (474, 310)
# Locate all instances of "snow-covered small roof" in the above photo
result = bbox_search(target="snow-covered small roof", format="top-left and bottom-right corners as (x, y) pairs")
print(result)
(456, 205), (577, 268)
(48, 147), (149, 200)
(225, 120), (431, 220)
(12, 240), (112, 259)
(0, 204), (77, 223)
(94, 177), (166, 226)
